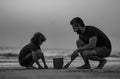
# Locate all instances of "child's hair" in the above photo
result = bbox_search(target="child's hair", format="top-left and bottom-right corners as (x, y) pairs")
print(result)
(30, 32), (46, 45)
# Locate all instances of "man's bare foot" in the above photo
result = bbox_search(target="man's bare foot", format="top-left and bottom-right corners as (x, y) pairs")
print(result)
(76, 64), (91, 69)
(95, 59), (107, 69)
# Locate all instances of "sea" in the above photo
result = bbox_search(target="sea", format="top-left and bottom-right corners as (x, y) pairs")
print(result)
(0, 47), (120, 68)
(0, 47), (74, 68)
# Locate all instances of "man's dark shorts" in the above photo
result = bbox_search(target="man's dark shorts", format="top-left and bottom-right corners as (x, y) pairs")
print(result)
(95, 46), (111, 58)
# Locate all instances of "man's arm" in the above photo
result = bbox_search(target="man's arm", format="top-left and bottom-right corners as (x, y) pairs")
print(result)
(76, 38), (86, 48)
(77, 36), (97, 52)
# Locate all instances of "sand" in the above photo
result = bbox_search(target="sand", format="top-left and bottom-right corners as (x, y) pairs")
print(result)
(0, 67), (120, 79)
(0, 65), (120, 79)
(0, 57), (120, 79)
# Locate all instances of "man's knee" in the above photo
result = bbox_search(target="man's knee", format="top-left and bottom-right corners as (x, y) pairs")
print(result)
(82, 50), (95, 57)
(81, 50), (91, 57)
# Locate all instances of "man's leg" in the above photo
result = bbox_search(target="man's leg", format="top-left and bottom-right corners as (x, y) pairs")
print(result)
(76, 39), (93, 69)
(89, 56), (107, 69)
(89, 47), (110, 69)
(76, 39), (88, 64)
(77, 47), (109, 69)
(77, 50), (97, 69)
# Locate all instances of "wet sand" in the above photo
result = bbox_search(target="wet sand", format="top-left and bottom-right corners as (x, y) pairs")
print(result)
(0, 57), (120, 79)
(0, 67), (120, 79)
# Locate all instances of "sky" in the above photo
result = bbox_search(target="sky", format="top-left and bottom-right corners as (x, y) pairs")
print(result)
(0, 0), (120, 51)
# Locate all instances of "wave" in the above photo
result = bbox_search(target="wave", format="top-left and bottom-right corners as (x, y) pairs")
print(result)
(0, 48), (120, 58)
(0, 48), (73, 58)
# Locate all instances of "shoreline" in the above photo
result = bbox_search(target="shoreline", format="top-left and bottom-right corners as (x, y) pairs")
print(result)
(0, 57), (120, 69)
(0, 67), (120, 79)
(0, 57), (120, 79)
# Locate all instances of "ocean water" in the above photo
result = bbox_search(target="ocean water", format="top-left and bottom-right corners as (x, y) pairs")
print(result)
(0, 47), (73, 58)
(0, 48), (73, 63)
(0, 47), (80, 68)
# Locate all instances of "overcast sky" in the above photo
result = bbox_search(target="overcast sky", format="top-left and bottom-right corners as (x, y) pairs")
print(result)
(0, 0), (120, 50)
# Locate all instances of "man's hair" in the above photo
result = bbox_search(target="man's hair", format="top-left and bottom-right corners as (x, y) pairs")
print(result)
(70, 17), (85, 27)
(30, 32), (46, 45)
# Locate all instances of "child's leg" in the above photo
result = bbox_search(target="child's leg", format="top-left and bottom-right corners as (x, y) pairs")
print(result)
(20, 53), (37, 69)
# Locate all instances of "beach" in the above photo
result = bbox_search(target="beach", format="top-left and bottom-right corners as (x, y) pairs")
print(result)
(0, 0), (120, 78)
(0, 56), (120, 79)
(0, 65), (120, 79)
(0, 48), (120, 79)
(0, 68), (120, 79)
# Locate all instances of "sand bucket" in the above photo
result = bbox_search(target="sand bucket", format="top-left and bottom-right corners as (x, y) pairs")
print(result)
(53, 57), (64, 69)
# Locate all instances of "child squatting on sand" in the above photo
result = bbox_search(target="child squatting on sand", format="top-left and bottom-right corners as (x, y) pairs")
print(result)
(18, 32), (48, 69)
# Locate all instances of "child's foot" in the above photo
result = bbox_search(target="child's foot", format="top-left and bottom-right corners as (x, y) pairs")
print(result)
(95, 59), (107, 69)
(76, 64), (91, 69)
(44, 65), (48, 69)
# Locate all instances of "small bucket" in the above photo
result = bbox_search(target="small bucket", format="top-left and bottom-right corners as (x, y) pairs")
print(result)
(53, 57), (64, 69)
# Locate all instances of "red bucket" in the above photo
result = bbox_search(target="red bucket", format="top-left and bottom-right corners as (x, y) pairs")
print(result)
(53, 57), (64, 69)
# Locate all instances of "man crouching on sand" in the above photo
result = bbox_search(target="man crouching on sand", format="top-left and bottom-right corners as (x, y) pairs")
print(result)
(63, 17), (112, 69)
(18, 32), (48, 69)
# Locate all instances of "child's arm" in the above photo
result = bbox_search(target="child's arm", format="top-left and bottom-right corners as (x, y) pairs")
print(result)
(41, 53), (48, 69)
(37, 50), (48, 69)
(31, 51), (43, 69)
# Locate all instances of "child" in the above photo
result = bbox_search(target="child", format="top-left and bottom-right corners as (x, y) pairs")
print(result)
(18, 32), (48, 69)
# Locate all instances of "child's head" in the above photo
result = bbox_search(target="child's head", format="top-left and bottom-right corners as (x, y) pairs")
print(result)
(30, 32), (46, 46)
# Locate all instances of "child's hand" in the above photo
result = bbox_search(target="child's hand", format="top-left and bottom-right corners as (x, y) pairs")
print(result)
(38, 65), (43, 69)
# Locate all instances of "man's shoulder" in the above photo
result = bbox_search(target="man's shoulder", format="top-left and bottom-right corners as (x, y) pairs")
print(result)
(86, 26), (98, 29)
(86, 26), (101, 32)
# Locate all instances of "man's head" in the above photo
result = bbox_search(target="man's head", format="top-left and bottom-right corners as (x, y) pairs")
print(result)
(31, 32), (46, 46)
(70, 17), (85, 34)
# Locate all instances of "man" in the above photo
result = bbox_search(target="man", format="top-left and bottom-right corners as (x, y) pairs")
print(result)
(18, 32), (48, 69)
(63, 17), (112, 69)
